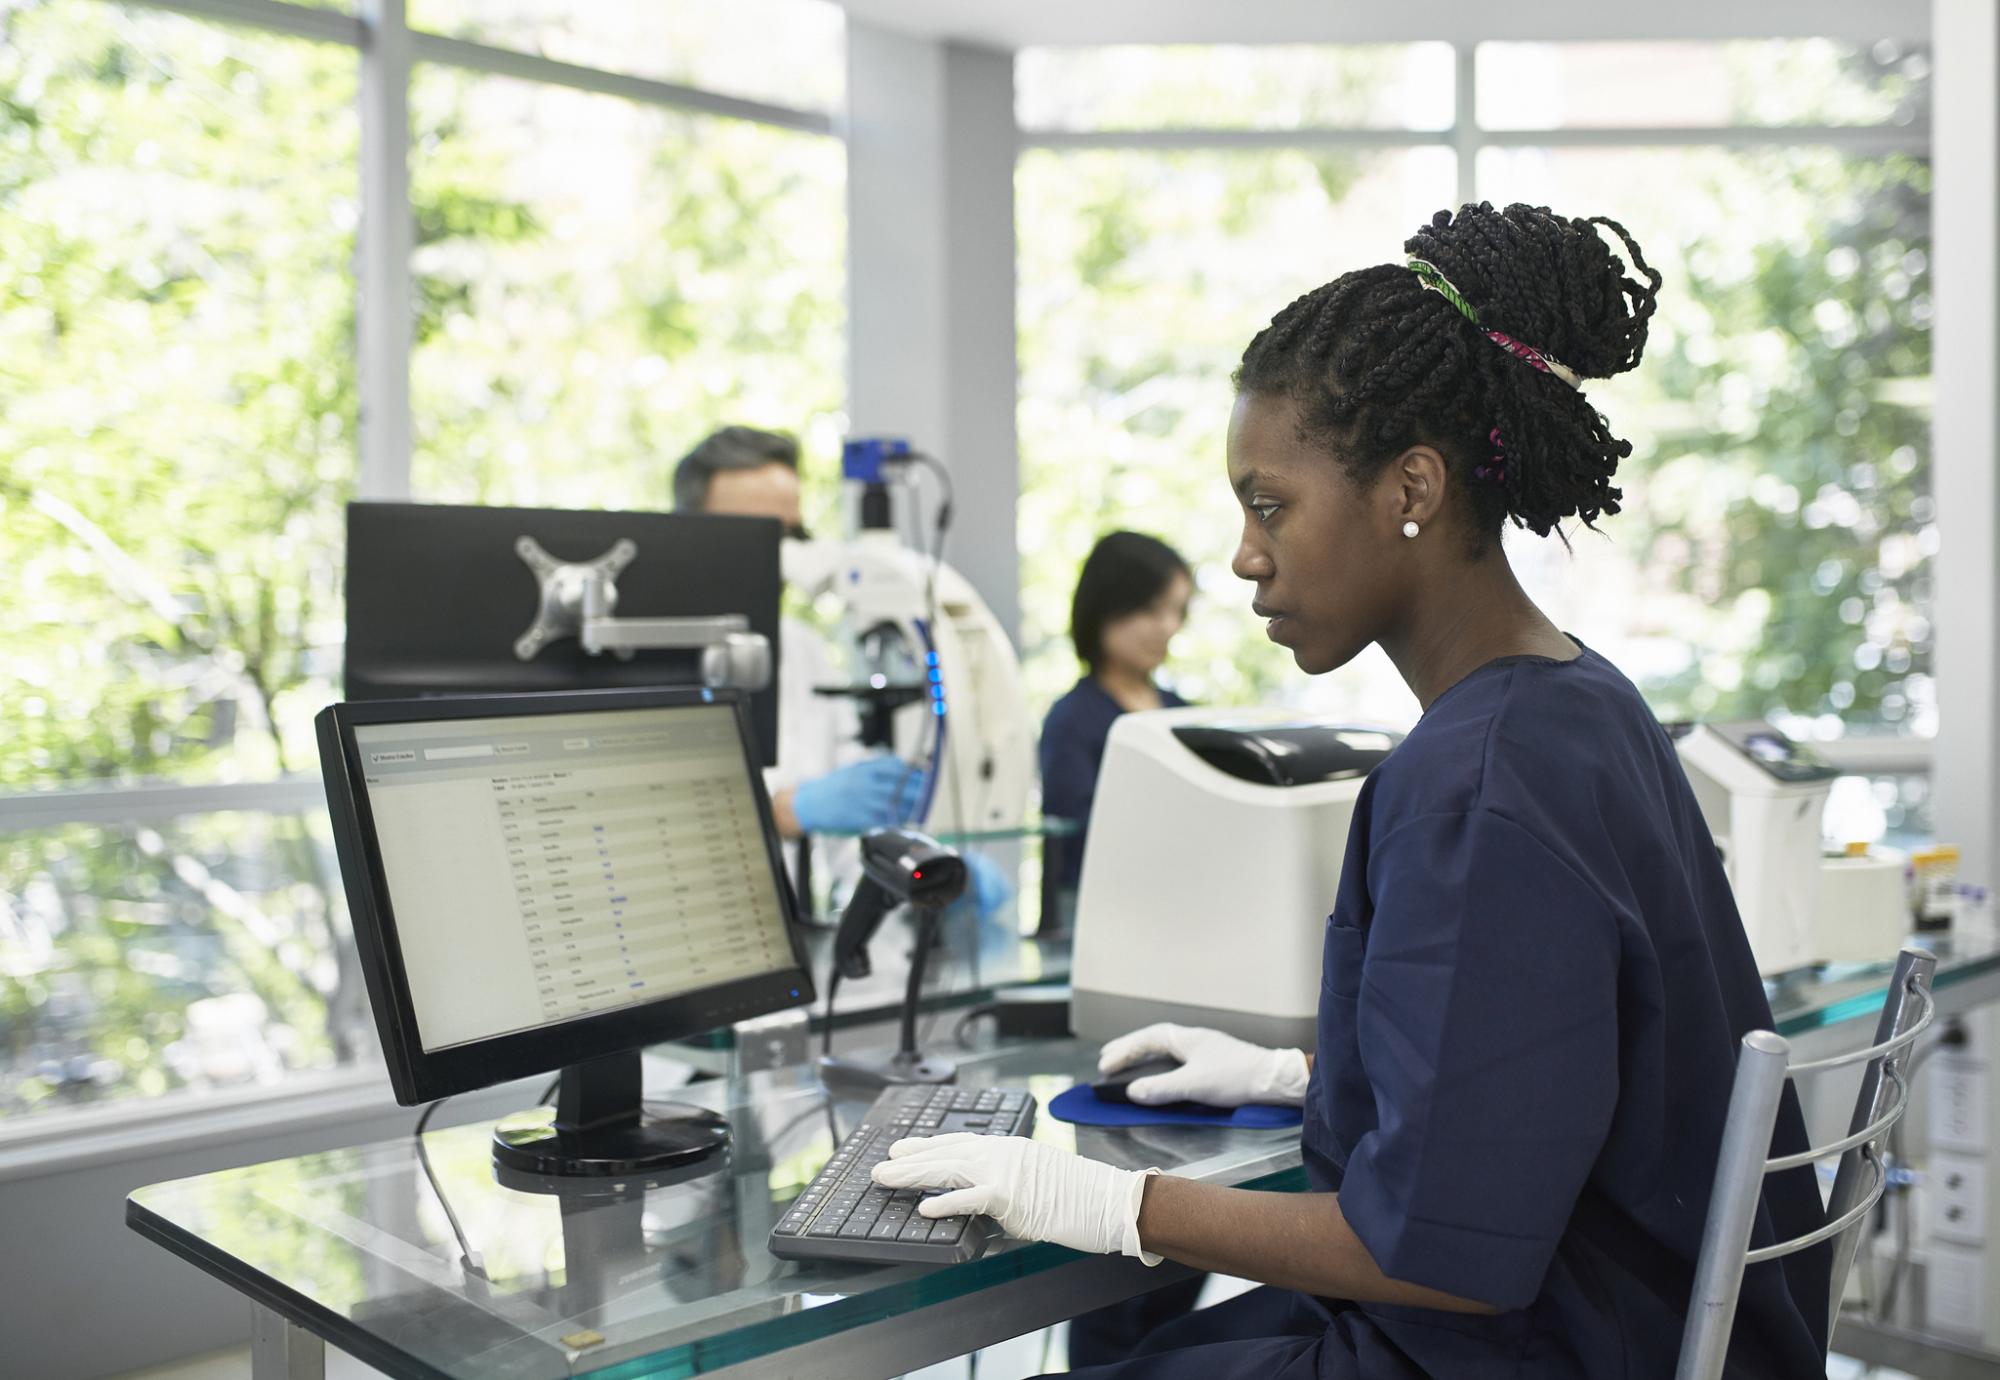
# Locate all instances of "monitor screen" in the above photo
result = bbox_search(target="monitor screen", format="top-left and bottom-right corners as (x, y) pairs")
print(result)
(351, 702), (796, 1053)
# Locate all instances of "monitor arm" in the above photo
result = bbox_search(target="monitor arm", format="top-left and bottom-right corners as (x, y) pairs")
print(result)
(510, 535), (771, 692)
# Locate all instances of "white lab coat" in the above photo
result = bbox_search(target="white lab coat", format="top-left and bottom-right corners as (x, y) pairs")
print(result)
(764, 615), (863, 908)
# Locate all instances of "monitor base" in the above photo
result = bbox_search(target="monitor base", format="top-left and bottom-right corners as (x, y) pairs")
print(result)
(491, 1099), (730, 1179)
(818, 1049), (958, 1092)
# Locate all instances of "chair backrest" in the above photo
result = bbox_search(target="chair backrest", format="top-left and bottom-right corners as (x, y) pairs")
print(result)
(1675, 946), (1938, 1380)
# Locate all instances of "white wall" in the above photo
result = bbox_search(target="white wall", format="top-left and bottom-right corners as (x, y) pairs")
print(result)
(1931, 0), (2000, 885)
(0, 1079), (535, 1380)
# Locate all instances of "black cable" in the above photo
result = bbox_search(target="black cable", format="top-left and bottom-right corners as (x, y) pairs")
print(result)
(908, 453), (976, 839)
(883, 452), (954, 829)
(414, 1095), (448, 1138)
(916, 908), (965, 1048)
(952, 1004), (990, 1051)
(821, 969), (842, 1058)
(412, 1097), (485, 1279)
(763, 1093), (839, 1152)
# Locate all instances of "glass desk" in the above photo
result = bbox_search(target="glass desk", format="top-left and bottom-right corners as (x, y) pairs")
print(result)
(675, 916), (1069, 1062)
(812, 817), (1082, 847)
(128, 925), (2000, 1380)
(1769, 923), (2000, 1050)
(129, 1041), (1290, 1380)
(796, 911), (1068, 1032)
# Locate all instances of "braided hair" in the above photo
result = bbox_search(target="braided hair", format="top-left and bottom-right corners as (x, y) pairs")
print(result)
(1234, 201), (1663, 545)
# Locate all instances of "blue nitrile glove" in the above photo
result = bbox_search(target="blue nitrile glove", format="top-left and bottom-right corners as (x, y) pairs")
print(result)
(792, 755), (929, 834)
(955, 852), (1013, 921)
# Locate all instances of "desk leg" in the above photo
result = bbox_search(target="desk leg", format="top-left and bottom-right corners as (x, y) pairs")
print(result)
(251, 1304), (326, 1380)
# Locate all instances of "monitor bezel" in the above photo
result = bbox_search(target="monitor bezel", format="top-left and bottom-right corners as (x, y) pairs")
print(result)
(317, 686), (814, 1105)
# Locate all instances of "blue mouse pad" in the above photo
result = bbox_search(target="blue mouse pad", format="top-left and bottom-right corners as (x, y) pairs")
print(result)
(1049, 1084), (1303, 1130)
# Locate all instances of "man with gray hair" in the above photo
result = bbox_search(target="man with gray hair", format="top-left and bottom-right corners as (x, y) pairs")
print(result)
(673, 426), (811, 531)
(674, 426), (925, 852)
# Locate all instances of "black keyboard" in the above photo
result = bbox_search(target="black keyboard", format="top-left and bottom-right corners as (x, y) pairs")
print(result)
(768, 1083), (1037, 1266)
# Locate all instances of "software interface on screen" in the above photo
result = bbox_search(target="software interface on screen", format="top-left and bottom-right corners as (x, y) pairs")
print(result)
(353, 704), (792, 1052)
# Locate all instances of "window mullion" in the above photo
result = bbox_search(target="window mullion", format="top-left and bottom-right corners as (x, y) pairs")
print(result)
(358, 0), (414, 501)
(1454, 42), (1479, 206)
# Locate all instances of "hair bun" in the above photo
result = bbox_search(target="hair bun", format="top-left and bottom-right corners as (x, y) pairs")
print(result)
(1404, 201), (1663, 382)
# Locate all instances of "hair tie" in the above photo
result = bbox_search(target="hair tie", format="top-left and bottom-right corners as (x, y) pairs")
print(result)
(1406, 258), (1584, 390)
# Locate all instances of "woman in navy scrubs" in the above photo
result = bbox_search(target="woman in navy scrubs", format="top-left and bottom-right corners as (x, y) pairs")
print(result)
(1040, 531), (1194, 910)
(875, 202), (1831, 1378)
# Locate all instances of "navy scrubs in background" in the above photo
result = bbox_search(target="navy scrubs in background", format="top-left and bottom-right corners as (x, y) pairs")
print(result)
(1061, 645), (1828, 1380)
(1038, 676), (1187, 893)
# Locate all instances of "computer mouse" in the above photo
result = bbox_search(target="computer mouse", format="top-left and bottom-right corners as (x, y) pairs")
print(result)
(1090, 1056), (1183, 1105)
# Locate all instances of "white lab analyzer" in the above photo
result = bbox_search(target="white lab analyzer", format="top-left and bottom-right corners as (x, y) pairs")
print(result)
(1673, 721), (1840, 975)
(784, 532), (1035, 837)
(1069, 708), (1400, 1052)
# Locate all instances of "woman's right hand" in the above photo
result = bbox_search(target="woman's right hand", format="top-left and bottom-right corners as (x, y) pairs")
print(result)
(1098, 1023), (1312, 1108)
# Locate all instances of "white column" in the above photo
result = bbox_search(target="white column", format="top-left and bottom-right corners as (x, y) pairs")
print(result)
(844, 24), (1021, 642)
(357, 0), (414, 500)
(1931, 0), (2000, 885)
(1929, 0), (2000, 1355)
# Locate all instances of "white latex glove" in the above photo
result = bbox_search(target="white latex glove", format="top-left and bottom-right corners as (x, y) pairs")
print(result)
(1098, 1023), (1311, 1108)
(871, 1133), (1163, 1263)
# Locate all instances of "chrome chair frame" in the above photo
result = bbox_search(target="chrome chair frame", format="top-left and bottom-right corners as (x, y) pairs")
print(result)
(1675, 946), (1938, 1380)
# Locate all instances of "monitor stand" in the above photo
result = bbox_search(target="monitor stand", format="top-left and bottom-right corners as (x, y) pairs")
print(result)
(491, 1050), (729, 1179)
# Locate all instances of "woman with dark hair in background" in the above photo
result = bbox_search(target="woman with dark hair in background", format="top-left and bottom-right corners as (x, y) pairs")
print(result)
(1039, 530), (1207, 1365)
(1039, 531), (1195, 914)
(878, 203), (1830, 1379)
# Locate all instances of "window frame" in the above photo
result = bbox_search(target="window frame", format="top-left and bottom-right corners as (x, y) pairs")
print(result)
(0, 0), (844, 1143)
(1012, 37), (1935, 730)
(2, 12), (1941, 1143)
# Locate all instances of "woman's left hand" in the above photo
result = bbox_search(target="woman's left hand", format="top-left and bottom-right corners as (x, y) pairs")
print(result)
(870, 1133), (1161, 1261)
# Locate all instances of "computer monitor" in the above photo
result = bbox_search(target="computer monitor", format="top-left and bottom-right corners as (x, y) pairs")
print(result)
(344, 501), (783, 766)
(316, 686), (813, 1178)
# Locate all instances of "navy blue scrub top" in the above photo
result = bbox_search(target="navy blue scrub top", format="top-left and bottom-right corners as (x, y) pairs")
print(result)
(1039, 676), (1187, 892)
(1304, 645), (1828, 1379)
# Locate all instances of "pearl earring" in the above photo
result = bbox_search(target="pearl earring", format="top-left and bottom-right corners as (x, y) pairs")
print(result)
(1402, 521), (1420, 539)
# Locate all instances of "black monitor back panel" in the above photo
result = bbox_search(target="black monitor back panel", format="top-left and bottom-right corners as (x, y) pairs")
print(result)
(344, 502), (781, 765)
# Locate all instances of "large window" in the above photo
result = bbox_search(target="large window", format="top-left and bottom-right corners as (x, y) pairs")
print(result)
(1017, 142), (1455, 715)
(1016, 41), (1932, 758)
(1, 1), (358, 790)
(407, 69), (844, 509)
(1483, 144), (1932, 735)
(0, 0), (845, 1125)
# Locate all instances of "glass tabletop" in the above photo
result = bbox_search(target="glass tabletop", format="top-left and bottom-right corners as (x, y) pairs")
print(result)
(674, 914), (1070, 1054)
(811, 815), (1081, 844)
(1769, 919), (2000, 1038)
(128, 1040), (1300, 1380)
